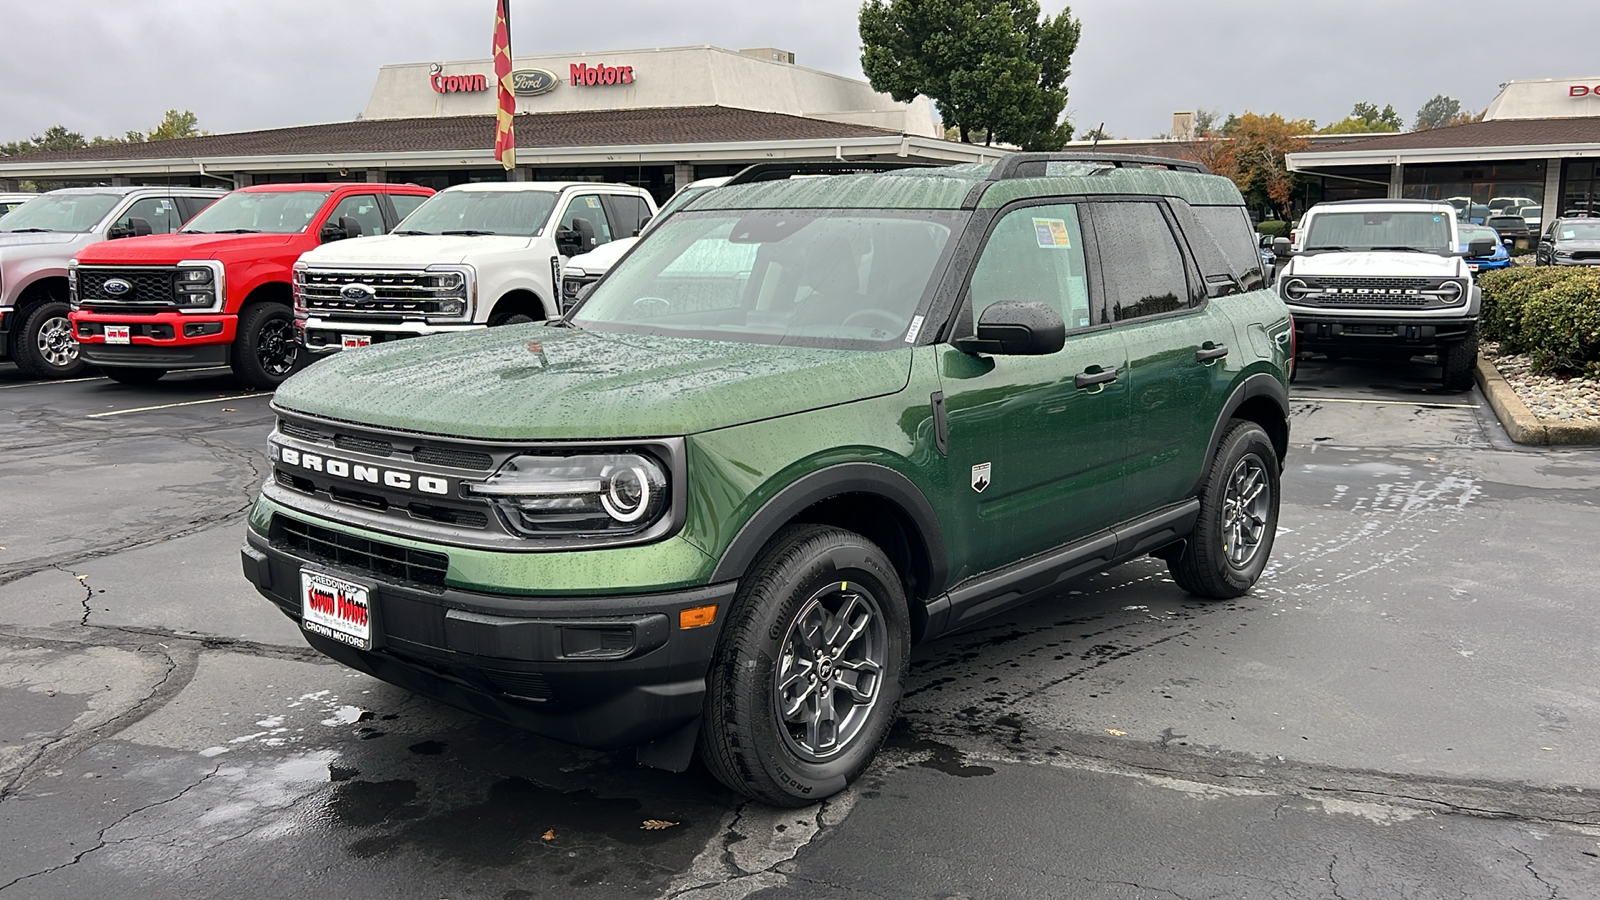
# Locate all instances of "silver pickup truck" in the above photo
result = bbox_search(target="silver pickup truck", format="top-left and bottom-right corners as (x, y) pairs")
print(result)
(1, 186), (223, 378)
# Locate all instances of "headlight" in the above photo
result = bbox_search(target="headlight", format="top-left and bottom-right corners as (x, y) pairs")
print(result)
(1281, 277), (1312, 302)
(1436, 280), (1463, 303)
(1555, 249), (1573, 259)
(175, 260), (223, 312)
(468, 452), (670, 537)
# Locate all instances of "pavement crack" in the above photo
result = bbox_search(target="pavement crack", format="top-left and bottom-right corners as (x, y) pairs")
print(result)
(1328, 854), (1348, 900)
(1511, 846), (1557, 899)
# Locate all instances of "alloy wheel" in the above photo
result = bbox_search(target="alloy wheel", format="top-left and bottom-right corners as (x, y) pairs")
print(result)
(36, 315), (78, 369)
(774, 582), (888, 761)
(1222, 455), (1271, 567)
(257, 318), (298, 377)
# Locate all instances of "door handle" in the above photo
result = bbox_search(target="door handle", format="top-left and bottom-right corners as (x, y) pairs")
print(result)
(1195, 342), (1229, 362)
(1074, 366), (1119, 389)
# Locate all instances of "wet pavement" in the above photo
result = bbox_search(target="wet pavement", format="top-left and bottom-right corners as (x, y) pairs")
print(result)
(2, 354), (1598, 899)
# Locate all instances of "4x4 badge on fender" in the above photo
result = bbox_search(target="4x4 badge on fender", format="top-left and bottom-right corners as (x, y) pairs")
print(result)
(971, 462), (991, 493)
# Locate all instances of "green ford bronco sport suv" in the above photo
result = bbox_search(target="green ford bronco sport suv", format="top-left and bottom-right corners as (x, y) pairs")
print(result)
(242, 154), (1293, 806)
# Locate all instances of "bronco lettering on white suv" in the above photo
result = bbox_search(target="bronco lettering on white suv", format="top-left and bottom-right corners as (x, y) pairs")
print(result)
(294, 181), (654, 355)
(1278, 199), (1495, 389)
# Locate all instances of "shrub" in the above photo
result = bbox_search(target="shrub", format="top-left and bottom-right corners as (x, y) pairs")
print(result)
(1255, 220), (1288, 237)
(1478, 267), (1600, 375)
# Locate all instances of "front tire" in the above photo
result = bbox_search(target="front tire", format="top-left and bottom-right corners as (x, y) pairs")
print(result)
(13, 300), (87, 379)
(700, 525), (910, 807)
(1169, 420), (1280, 599)
(1440, 326), (1478, 390)
(101, 366), (166, 385)
(230, 303), (299, 390)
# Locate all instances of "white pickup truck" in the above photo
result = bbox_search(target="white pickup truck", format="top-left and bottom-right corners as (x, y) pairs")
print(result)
(293, 181), (654, 354)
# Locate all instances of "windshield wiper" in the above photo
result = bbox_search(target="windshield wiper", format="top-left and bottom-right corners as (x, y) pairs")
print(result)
(1302, 245), (1350, 252)
(441, 229), (498, 236)
(4, 227), (53, 233)
(393, 229), (434, 236)
(211, 228), (262, 234)
(1369, 245), (1434, 253)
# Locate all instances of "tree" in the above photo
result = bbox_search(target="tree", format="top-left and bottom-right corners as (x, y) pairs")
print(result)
(860, 0), (1082, 150)
(1449, 107), (1486, 127)
(1414, 94), (1462, 131)
(1193, 108), (1223, 138)
(1, 111), (203, 157)
(1195, 112), (1312, 220)
(147, 109), (203, 142)
(1319, 101), (1402, 134)
(0, 125), (88, 157)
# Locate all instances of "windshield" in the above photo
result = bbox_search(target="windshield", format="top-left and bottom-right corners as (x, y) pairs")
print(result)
(646, 185), (715, 231)
(0, 193), (121, 233)
(571, 209), (962, 349)
(1458, 225), (1497, 244)
(1557, 221), (1600, 240)
(1303, 210), (1452, 252)
(182, 190), (330, 234)
(394, 189), (557, 236)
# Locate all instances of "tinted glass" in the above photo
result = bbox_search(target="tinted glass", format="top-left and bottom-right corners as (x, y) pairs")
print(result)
(605, 194), (650, 236)
(1093, 202), (1190, 322)
(182, 190), (332, 234)
(115, 196), (182, 234)
(969, 204), (1092, 330)
(396, 189), (558, 237)
(649, 184), (715, 228)
(560, 195), (615, 252)
(389, 193), (428, 223)
(0, 193), (122, 233)
(1192, 205), (1264, 291)
(573, 209), (962, 349)
(326, 194), (387, 236)
(1303, 210), (1452, 252)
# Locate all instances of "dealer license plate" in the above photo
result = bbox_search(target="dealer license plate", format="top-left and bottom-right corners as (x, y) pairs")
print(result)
(105, 325), (131, 345)
(342, 334), (372, 349)
(300, 569), (373, 651)
(1467, 263), (1480, 272)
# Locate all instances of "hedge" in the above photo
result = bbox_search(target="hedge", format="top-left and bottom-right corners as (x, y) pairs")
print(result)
(1255, 220), (1289, 238)
(1477, 267), (1600, 376)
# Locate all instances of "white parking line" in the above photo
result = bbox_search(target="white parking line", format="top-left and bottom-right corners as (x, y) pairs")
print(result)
(1291, 396), (1479, 409)
(86, 393), (272, 418)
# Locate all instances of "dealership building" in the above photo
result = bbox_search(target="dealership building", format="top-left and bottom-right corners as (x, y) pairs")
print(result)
(0, 45), (1004, 199)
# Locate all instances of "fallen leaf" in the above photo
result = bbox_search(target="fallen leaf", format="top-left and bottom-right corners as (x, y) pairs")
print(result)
(640, 819), (678, 830)
(1106, 729), (1128, 737)
(76, 574), (88, 581)
(541, 829), (555, 841)
(221, 407), (236, 412)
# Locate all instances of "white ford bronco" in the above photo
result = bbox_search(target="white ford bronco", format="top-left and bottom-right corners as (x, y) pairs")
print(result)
(294, 182), (655, 354)
(1277, 199), (1495, 388)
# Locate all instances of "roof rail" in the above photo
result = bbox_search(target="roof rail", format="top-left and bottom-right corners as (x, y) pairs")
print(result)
(988, 152), (1211, 180)
(723, 160), (938, 186)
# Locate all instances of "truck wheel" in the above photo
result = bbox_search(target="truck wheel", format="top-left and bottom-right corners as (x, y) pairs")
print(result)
(490, 311), (537, 326)
(230, 304), (299, 390)
(701, 524), (910, 807)
(13, 300), (88, 379)
(1169, 420), (1279, 600)
(1441, 327), (1478, 390)
(101, 367), (166, 385)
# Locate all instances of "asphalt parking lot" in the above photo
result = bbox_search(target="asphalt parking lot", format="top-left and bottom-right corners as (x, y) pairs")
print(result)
(2, 353), (1599, 899)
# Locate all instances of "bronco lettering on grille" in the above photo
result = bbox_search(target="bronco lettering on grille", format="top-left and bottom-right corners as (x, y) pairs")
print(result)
(277, 445), (449, 495)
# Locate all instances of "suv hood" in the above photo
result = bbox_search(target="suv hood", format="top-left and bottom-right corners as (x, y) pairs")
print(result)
(274, 326), (913, 440)
(1554, 239), (1600, 251)
(1289, 251), (1461, 278)
(565, 238), (638, 276)
(75, 232), (297, 263)
(0, 231), (80, 250)
(301, 233), (533, 266)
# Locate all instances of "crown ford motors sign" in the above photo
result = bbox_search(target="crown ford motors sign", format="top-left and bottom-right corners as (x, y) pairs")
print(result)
(510, 68), (559, 96)
(570, 62), (635, 86)
(1572, 85), (1600, 97)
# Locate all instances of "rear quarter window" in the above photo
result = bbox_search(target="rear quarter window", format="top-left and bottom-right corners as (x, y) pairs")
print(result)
(1191, 205), (1265, 291)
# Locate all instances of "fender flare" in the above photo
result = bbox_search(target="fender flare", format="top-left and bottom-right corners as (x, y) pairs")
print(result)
(708, 462), (948, 593)
(1193, 371), (1290, 494)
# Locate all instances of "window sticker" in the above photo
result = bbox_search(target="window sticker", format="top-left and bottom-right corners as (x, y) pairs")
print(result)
(1033, 217), (1072, 248)
(585, 197), (600, 208)
(904, 314), (924, 343)
(1561, 229), (1575, 239)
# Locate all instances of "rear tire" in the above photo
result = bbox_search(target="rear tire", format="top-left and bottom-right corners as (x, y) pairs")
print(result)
(1169, 420), (1280, 600)
(13, 300), (87, 379)
(1441, 327), (1478, 390)
(230, 303), (299, 390)
(101, 366), (166, 385)
(700, 524), (910, 807)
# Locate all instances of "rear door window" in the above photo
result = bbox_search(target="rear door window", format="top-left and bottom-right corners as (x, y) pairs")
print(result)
(1191, 205), (1265, 291)
(1090, 201), (1195, 322)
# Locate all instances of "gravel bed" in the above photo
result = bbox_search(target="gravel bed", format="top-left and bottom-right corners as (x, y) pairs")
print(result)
(1481, 341), (1600, 422)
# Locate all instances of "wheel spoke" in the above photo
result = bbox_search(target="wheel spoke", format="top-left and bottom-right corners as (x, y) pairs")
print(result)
(825, 593), (870, 652)
(834, 665), (880, 704)
(806, 691), (838, 751)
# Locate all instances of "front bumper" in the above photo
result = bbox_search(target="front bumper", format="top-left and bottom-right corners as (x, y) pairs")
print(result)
(72, 310), (236, 369)
(241, 525), (732, 751)
(1290, 312), (1478, 351)
(297, 316), (483, 355)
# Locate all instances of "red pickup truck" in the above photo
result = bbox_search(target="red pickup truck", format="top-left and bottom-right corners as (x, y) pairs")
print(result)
(69, 183), (433, 388)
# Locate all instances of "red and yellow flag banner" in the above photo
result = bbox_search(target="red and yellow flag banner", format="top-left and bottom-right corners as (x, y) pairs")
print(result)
(492, 0), (515, 170)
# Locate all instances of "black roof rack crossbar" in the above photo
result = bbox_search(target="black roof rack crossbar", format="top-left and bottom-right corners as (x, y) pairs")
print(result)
(723, 160), (938, 185)
(988, 152), (1211, 180)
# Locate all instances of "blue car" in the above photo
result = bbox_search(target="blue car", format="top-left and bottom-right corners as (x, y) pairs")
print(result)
(1459, 223), (1511, 272)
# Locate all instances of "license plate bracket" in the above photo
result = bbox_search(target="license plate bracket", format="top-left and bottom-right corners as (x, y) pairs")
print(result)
(300, 568), (377, 651)
(342, 334), (372, 349)
(105, 325), (131, 345)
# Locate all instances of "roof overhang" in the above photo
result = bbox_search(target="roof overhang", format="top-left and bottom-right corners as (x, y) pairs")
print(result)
(1288, 141), (1600, 172)
(0, 135), (1005, 179)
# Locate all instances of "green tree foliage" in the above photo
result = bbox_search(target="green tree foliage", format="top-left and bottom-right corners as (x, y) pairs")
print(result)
(147, 109), (204, 142)
(1, 111), (203, 158)
(860, 0), (1082, 150)
(1413, 94), (1462, 131)
(1319, 101), (1402, 134)
(0, 125), (89, 157)
(1195, 112), (1312, 220)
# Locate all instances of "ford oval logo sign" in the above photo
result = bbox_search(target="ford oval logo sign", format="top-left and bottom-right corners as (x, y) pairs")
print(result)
(103, 278), (133, 297)
(341, 283), (376, 302)
(510, 68), (559, 96)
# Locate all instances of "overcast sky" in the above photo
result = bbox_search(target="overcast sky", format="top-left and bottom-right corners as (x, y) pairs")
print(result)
(3, 0), (1595, 144)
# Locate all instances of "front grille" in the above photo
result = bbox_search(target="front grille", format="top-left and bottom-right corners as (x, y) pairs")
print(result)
(413, 446), (493, 470)
(298, 269), (466, 317)
(273, 515), (449, 590)
(278, 419), (323, 443)
(480, 670), (554, 701)
(77, 266), (178, 305)
(335, 434), (394, 457)
(1285, 276), (1464, 309)
(1570, 250), (1600, 261)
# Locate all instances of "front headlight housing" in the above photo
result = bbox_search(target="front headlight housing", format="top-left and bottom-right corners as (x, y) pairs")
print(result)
(175, 260), (224, 312)
(468, 452), (670, 537)
(424, 264), (473, 321)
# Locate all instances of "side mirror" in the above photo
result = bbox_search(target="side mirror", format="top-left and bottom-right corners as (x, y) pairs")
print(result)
(633, 214), (653, 237)
(108, 217), (153, 239)
(1467, 237), (1496, 257)
(955, 301), (1065, 356)
(1272, 237), (1292, 257)
(555, 226), (581, 257)
(319, 223), (345, 243)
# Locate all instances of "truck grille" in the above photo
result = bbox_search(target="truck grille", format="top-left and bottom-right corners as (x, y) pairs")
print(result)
(76, 266), (178, 306)
(1282, 276), (1465, 309)
(272, 515), (450, 590)
(297, 269), (467, 317)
